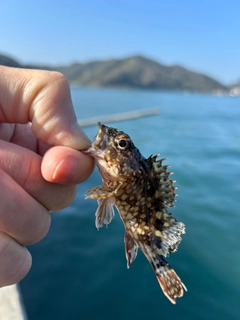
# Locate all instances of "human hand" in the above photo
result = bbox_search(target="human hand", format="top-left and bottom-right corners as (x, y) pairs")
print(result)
(0, 66), (94, 287)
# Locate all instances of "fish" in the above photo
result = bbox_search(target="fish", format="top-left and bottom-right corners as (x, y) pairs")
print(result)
(85, 122), (187, 304)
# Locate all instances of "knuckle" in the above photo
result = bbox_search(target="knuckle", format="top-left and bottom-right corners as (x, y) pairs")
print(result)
(0, 233), (32, 286)
(27, 213), (51, 246)
(50, 71), (70, 89)
(50, 185), (77, 211)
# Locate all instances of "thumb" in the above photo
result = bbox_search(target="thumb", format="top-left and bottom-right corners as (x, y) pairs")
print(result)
(0, 66), (90, 149)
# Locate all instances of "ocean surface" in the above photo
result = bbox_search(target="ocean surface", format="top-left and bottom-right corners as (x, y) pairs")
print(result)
(20, 88), (240, 320)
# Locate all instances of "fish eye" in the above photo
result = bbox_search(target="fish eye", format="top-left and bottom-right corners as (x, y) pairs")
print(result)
(115, 136), (130, 150)
(119, 139), (127, 148)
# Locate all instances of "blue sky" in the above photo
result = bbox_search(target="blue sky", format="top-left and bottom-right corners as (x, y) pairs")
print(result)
(1, 0), (240, 84)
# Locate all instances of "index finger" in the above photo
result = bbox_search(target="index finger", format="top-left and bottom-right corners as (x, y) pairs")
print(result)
(0, 66), (90, 150)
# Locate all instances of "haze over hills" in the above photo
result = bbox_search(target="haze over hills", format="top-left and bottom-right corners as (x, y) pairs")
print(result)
(0, 53), (234, 93)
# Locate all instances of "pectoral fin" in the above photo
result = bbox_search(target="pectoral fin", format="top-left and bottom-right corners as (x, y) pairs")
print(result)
(86, 184), (121, 199)
(124, 232), (138, 268)
(86, 185), (116, 199)
(95, 197), (115, 229)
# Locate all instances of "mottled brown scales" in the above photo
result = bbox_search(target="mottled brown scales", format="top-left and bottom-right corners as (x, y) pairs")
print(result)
(85, 123), (186, 304)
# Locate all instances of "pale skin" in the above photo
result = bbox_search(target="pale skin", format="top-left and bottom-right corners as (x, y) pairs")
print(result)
(0, 66), (94, 287)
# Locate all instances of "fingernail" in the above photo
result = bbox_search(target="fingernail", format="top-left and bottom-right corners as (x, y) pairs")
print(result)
(52, 156), (78, 182)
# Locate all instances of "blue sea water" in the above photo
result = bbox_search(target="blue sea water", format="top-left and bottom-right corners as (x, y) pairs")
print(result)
(20, 88), (240, 320)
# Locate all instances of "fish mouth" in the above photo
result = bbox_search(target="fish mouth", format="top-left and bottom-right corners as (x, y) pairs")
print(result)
(84, 122), (108, 156)
(93, 122), (107, 150)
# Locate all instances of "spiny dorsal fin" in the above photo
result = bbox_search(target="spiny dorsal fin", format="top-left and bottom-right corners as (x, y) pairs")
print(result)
(148, 154), (177, 207)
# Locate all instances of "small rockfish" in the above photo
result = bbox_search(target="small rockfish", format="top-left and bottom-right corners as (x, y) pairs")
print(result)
(85, 123), (186, 304)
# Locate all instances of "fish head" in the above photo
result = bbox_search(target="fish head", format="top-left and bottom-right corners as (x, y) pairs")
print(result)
(85, 123), (143, 183)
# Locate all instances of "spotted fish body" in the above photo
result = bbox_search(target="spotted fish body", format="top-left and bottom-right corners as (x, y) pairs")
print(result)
(85, 123), (186, 304)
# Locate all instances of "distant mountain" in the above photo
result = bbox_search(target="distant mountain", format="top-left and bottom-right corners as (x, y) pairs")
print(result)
(0, 53), (227, 92)
(0, 53), (52, 72)
(0, 53), (21, 68)
(228, 79), (240, 96)
(229, 79), (240, 88)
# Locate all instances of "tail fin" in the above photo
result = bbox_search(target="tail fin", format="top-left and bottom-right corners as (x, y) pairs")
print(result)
(155, 263), (187, 304)
(144, 243), (186, 304)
